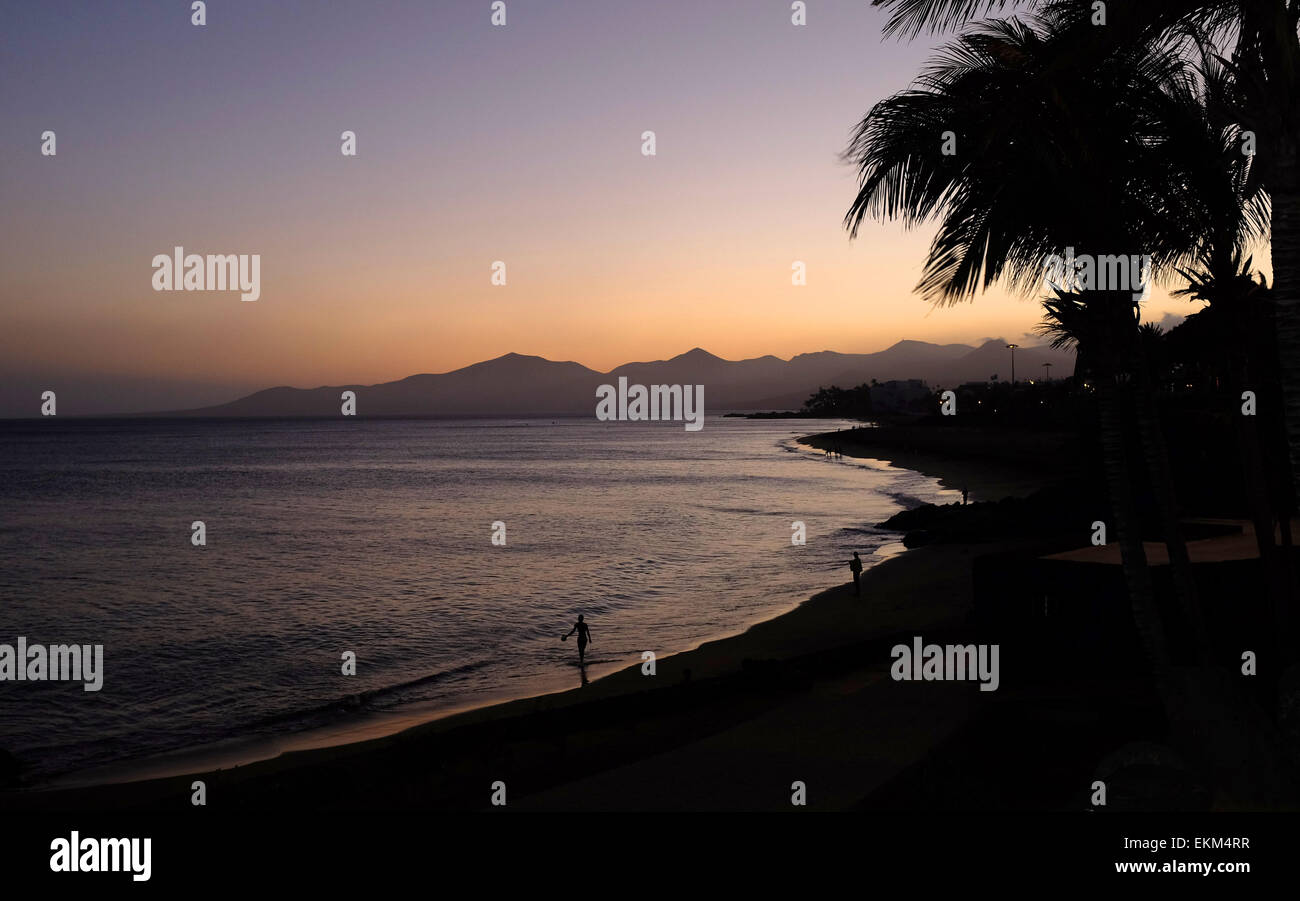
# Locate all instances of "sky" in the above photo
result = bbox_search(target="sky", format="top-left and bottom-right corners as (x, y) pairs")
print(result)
(1, 0), (1202, 415)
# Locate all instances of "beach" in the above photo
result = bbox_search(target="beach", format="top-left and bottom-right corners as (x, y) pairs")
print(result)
(3, 431), (1068, 813)
(800, 424), (1076, 502)
(1, 416), (932, 785)
(4, 543), (996, 811)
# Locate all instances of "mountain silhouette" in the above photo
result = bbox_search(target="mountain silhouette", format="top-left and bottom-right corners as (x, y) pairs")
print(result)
(160, 339), (1074, 417)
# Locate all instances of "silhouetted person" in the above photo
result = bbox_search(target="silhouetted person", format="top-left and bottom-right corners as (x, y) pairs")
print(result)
(564, 614), (592, 663)
(849, 552), (863, 597)
(962, 485), (968, 506)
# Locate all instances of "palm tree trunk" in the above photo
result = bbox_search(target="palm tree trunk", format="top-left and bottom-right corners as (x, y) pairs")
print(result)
(1134, 382), (1211, 663)
(1227, 338), (1289, 653)
(1269, 175), (1300, 659)
(1275, 176), (1300, 483)
(1268, 183), (1300, 652)
(1095, 374), (1170, 690)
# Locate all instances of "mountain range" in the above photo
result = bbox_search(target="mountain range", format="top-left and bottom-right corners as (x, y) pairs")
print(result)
(163, 339), (1075, 417)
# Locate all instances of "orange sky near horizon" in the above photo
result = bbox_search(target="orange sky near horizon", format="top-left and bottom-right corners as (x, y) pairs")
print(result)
(0, 0), (1217, 409)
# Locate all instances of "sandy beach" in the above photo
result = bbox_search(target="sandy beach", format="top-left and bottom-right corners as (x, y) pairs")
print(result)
(3, 543), (998, 811)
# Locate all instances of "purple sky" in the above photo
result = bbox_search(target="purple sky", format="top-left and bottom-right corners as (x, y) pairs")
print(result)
(1, 1), (1171, 415)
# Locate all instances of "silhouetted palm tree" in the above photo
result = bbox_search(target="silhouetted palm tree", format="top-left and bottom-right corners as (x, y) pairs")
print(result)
(1159, 41), (1299, 650)
(844, 13), (1198, 683)
(1161, 42), (1283, 557)
(846, 10), (1296, 801)
(869, 0), (1300, 632)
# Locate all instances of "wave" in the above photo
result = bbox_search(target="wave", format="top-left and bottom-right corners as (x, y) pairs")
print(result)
(243, 659), (494, 731)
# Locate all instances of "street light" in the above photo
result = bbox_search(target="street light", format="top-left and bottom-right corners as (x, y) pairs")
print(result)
(1042, 361), (1052, 382)
(1006, 344), (1019, 383)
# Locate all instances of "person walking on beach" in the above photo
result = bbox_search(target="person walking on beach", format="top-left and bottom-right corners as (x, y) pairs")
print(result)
(849, 552), (863, 597)
(563, 614), (593, 663)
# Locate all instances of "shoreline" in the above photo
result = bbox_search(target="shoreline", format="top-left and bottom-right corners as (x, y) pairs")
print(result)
(3, 541), (993, 811)
(800, 424), (1074, 501)
(3, 438), (1056, 812)
(8, 433), (902, 794)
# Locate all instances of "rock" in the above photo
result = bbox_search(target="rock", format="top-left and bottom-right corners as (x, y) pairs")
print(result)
(903, 529), (933, 548)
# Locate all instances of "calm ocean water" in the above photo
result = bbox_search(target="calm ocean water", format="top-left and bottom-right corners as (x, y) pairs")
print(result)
(0, 417), (952, 785)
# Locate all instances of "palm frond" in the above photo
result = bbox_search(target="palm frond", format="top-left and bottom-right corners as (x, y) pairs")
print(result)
(871, 0), (1031, 39)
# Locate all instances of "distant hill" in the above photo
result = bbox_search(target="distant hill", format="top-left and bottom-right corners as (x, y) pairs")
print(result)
(161, 340), (1075, 417)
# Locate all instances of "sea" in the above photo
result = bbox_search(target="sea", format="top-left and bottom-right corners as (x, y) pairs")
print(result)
(0, 416), (953, 785)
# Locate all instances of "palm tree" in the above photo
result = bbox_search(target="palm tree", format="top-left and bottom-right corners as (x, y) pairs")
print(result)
(845, 11), (1295, 801)
(844, 13), (1200, 672)
(1164, 45), (1284, 559)
(1131, 44), (1272, 663)
(1159, 40), (1297, 650)
(869, 0), (1300, 631)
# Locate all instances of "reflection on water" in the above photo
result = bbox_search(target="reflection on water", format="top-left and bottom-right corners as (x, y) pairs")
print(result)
(0, 417), (951, 783)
